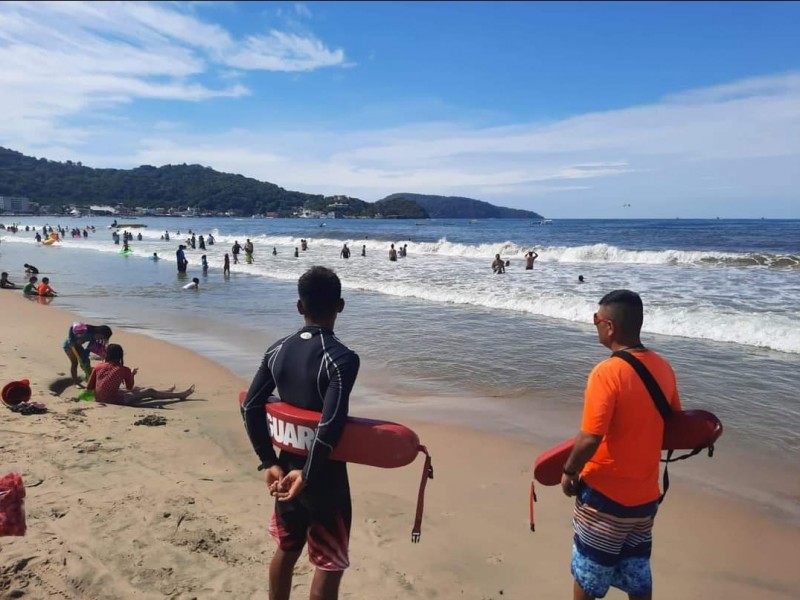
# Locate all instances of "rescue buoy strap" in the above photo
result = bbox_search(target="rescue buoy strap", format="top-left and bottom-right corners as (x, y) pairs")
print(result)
(412, 445), (433, 543)
(612, 351), (674, 420)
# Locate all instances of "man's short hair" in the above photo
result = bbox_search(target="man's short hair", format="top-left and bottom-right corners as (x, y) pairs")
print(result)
(298, 266), (341, 319)
(598, 289), (643, 337)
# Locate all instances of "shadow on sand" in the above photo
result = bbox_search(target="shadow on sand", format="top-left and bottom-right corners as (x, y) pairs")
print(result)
(48, 377), (75, 397)
(128, 397), (207, 409)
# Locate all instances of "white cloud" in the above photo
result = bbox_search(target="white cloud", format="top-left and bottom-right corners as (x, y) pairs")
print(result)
(0, 2), (797, 218)
(27, 65), (800, 218)
(0, 1), (346, 146)
(87, 70), (796, 218)
(226, 31), (345, 71)
(664, 71), (800, 104)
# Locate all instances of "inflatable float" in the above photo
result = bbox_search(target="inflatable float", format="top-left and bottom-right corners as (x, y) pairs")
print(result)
(0, 472), (27, 537)
(238, 391), (433, 542)
(41, 233), (60, 245)
(529, 409), (722, 531)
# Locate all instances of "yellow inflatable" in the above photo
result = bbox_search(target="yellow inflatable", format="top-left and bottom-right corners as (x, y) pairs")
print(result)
(42, 233), (60, 246)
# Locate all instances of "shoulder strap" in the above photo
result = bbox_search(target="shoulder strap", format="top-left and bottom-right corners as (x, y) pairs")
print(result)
(611, 351), (673, 420)
(611, 349), (674, 504)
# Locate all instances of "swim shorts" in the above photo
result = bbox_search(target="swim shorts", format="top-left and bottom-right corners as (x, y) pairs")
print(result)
(571, 482), (658, 598)
(269, 488), (352, 571)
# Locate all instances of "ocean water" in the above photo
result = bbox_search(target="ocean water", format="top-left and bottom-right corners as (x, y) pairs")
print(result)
(2, 217), (799, 517)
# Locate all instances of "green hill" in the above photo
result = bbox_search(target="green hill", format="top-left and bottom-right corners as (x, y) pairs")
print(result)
(381, 193), (542, 219)
(0, 147), (319, 216)
(0, 147), (538, 219)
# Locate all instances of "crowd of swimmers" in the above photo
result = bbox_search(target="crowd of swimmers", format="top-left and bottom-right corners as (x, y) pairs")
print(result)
(3, 221), (590, 299)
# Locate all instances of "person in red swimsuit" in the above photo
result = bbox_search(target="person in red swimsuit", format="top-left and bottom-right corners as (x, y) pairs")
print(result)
(87, 344), (195, 405)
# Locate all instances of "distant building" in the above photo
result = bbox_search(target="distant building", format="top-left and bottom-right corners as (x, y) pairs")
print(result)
(89, 205), (118, 215)
(0, 196), (31, 213)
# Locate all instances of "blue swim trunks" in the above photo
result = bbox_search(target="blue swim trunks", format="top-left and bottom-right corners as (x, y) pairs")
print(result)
(571, 483), (659, 599)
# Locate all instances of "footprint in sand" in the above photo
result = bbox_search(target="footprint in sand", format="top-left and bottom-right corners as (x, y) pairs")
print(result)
(362, 517), (392, 548)
(486, 553), (504, 564)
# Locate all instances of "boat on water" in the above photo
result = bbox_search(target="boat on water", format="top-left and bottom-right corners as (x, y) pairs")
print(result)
(534, 219), (553, 225)
(109, 219), (147, 229)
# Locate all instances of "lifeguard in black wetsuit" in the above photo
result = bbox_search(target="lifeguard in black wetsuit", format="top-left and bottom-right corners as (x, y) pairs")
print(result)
(242, 266), (360, 599)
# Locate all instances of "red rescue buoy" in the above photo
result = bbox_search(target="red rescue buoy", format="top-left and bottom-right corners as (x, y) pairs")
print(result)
(529, 409), (722, 531)
(239, 392), (434, 542)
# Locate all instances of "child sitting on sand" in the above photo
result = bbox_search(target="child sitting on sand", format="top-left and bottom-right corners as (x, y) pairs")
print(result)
(37, 276), (57, 296)
(22, 276), (38, 296)
(87, 343), (195, 405)
(0, 272), (16, 289)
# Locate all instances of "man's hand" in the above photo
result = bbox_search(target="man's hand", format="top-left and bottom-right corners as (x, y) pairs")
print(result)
(275, 470), (305, 502)
(265, 465), (285, 495)
(561, 472), (580, 497)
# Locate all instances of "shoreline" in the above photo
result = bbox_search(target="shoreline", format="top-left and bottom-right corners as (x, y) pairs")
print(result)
(1, 293), (799, 598)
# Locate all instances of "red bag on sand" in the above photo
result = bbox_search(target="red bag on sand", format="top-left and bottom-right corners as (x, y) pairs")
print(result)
(0, 472), (27, 536)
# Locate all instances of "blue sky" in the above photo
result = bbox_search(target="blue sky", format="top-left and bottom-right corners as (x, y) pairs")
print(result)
(1, 1), (799, 218)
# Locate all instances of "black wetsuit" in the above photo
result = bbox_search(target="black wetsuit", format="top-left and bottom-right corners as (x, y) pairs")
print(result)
(242, 326), (360, 567)
(242, 326), (360, 491)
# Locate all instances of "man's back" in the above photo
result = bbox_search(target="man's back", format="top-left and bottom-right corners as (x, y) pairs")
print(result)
(268, 327), (358, 412)
(244, 325), (360, 484)
(580, 350), (682, 505)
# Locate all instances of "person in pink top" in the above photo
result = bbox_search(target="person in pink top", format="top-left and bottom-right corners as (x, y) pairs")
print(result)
(87, 344), (195, 405)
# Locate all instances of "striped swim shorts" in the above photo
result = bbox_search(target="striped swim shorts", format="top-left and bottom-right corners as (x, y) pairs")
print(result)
(571, 482), (659, 598)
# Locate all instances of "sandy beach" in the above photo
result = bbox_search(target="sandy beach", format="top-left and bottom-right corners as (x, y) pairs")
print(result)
(1, 291), (798, 599)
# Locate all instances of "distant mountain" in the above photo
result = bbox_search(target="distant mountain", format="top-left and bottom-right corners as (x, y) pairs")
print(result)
(0, 147), (319, 216)
(0, 147), (540, 219)
(381, 193), (542, 219)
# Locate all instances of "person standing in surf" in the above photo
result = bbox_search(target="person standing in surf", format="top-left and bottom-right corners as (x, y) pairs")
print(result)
(232, 240), (242, 264)
(492, 254), (505, 274)
(560, 290), (682, 600)
(241, 266), (360, 600)
(525, 250), (539, 270)
(176, 245), (188, 273)
(244, 239), (255, 264)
